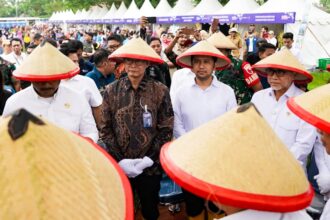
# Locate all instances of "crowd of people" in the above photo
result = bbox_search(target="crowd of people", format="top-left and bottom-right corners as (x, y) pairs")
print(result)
(0, 20), (329, 220)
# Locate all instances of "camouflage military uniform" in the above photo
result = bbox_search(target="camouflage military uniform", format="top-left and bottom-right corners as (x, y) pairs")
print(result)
(215, 56), (259, 105)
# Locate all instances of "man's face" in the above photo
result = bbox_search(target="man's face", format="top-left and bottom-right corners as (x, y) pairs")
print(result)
(178, 34), (188, 47)
(84, 34), (92, 43)
(192, 56), (215, 81)
(248, 25), (255, 34)
(3, 43), (12, 53)
(68, 53), (79, 67)
(319, 130), (330, 154)
(259, 48), (276, 60)
(32, 80), (61, 98)
(124, 58), (149, 79)
(34, 38), (43, 46)
(267, 69), (295, 92)
(76, 49), (83, 59)
(283, 38), (293, 49)
(108, 40), (121, 54)
(149, 40), (162, 56)
(11, 40), (22, 55)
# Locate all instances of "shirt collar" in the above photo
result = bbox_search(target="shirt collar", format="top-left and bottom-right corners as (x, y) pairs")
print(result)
(191, 75), (220, 89)
(268, 83), (296, 99)
(123, 74), (148, 92)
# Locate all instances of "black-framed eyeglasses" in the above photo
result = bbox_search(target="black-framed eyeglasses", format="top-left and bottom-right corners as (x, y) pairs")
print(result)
(266, 68), (287, 77)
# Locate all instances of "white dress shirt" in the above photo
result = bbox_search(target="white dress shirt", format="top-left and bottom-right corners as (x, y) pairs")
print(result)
(321, 200), (330, 220)
(170, 68), (195, 102)
(222, 209), (312, 220)
(173, 76), (237, 138)
(61, 75), (102, 107)
(5, 52), (27, 68)
(251, 84), (316, 166)
(2, 84), (98, 142)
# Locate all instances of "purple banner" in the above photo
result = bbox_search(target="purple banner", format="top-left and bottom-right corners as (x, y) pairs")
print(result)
(51, 12), (295, 25)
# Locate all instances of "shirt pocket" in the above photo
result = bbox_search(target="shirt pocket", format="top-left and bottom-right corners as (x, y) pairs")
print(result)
(277, 109), (300, 147)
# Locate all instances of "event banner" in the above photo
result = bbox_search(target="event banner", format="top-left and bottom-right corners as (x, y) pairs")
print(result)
(63, 12), (295, 25)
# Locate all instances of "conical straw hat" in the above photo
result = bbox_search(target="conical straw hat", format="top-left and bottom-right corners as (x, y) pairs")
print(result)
(287, 84), (330, 133)
(176, 40), (230, 70)
(13, 42), (79, 81)
(0, 109), (133, 220)
(109, 37), (163, 64)
(252, 49), (313, 83)
(207, 32), (238, 50)
(160, 103), (313, 212)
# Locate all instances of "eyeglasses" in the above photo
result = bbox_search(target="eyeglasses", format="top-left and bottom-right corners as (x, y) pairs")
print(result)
(266, 68), (287, 77)
(124, 58), (146, 66)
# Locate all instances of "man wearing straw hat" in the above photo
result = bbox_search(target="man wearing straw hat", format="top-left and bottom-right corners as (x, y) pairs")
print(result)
(207, 32), (263, 105)
(160, 103), (313, 219)
(287, 83), (330, 220)
(251, 49), (316, 168)
(0, 108), (134, 220)
(100, 37), (174, 220)
(2, 41), (98, 143)
(173, 40), (236, 220)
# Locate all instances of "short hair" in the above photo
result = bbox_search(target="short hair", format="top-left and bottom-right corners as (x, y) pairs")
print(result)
(256, 39), (268, 48)
(68, 40), (83, 51)
(10, 38), (22, 45)
(261, 26), (269, 32)
(85, 32), (94, 37)
(258, 43), (277, 53)
(34, 33), (42, 40)
(94, 49), (110, 66)
(27, 44), (38, 49)
(107, 35), (123, 45)
(59, 42), (78, 56)
(283, 32), (294, 40)
(148, 37), (161, 45)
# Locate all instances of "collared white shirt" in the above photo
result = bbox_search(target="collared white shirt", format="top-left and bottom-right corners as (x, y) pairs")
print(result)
(6, 52), (27, 68)
(251, 84), (316, 166)
(2, 84), (98, 142)
(222, 209), (312, 220)
(61, 75), (102, 107)
(170, 68), (195, 102)
(321, 200), (330, 220)
(173, 76), (237, 138)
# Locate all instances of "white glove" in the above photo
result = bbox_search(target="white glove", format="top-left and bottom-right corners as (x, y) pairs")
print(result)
(135, 156), (154, 172)
(314, 173), (330, 194)
(118, 159), (143, 178)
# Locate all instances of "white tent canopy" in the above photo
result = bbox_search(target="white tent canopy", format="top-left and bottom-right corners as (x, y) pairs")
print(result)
(154, 0), (172, 17)
(103, 4), (117, 20)
(123, 0), (140, 19)
(218, 0), (260, 14)
(187, 0), (223, 15)
(139, 0), (156, 17)
(113, 1), (128, 19)
(169, 0), (195, 16)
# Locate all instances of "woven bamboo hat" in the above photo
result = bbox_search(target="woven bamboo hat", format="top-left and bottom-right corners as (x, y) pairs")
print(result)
(13, 42), (79, 81)
(252, 49), (313, 83)
(0, 109), (133, 220)
(160, 103), (313, 212)
(108, 37), (163, 64)
(287, 84), (330, 133)
(176, 40), (230, 70)
(207, 32), (238, 50)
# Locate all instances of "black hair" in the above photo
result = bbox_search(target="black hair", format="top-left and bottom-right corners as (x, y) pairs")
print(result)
(148, 37), (161, 45)
(282, 32), (294, 40)
(85, 32), (94, 37)
(94, 48), (110, 66)
(59, 42), (78, 56)
(42, 38), (57, 48)
(27, 44), (38, 49)
(258, 43), (277, 53)
(261, 26), (269, 32)
(33, 33), (42, 40)
(10, 38), (22, 45)
(107, 35), (123, 45)
(256, 39), (268, 48)
(67, 40), (83, 51)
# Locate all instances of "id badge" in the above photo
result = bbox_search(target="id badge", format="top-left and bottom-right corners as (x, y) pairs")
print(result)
(143, 111), (152, 128)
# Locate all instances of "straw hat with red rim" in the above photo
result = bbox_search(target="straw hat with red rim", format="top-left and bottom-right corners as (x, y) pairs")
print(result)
(176, 40), (231, 70)
(160, 103), (313, 213)
(207, 32), (238, 50)
(13, 42), (79, 81)
(287, 84), (330, 133)
(108, 37), (163, 64)
(252, 49), (313, 84)
(0, 108), (133, 220)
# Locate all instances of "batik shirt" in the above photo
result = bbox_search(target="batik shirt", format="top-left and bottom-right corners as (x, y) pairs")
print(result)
(100, 75), (174, 175)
